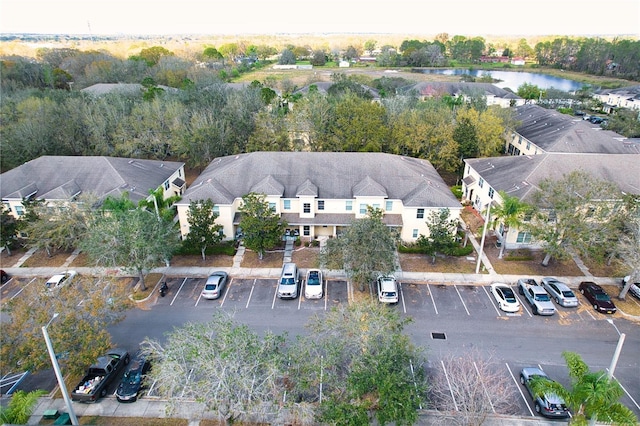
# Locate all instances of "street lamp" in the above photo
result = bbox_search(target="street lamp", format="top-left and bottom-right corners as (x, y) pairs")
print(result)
(475, 202), (494, 274)
(42, 313), (79, 425)
(606, 319), (626, 379)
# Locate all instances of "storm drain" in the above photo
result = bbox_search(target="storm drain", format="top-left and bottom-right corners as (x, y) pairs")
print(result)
(431, 332), (446, 340)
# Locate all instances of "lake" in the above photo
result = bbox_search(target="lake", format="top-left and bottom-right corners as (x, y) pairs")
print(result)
(417, 69), (584, 92)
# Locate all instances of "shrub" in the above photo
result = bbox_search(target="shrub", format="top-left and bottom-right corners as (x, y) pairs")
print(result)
(451, 185), (463, 199)
(445, 244), (474, 256)
(175, 241), (236, 256)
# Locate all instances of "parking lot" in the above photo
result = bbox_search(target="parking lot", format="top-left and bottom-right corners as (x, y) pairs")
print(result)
(2, 272), (639, 420)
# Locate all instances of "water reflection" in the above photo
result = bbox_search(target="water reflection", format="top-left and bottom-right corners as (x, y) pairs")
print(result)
(417, 69), (584, 92)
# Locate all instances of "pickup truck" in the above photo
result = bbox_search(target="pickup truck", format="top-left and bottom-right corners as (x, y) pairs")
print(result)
(517, 278), (556, 316)
(71, 348), (129, 402)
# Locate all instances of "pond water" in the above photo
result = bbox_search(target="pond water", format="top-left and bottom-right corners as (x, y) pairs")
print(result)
(417, 69), (584, 92)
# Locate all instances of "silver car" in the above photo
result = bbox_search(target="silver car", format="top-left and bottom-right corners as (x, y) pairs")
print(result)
(541, 277), (579, 307)
(201, 271), (228, 300)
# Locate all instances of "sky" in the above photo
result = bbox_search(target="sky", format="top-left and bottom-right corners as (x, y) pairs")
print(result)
(0, 0), (638, 37)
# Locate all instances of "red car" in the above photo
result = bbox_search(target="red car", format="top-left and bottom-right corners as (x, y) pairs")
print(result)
(578, 281), (616, 314)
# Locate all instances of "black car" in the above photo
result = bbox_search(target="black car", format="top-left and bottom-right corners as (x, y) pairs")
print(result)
(115, 353), (151, 402)
(0, 270), (9, 284)
(578, 281), (617, 314)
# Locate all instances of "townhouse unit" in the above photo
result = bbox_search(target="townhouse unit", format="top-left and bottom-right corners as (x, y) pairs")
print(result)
(593, 85), (640, 112)
(398, 82), (525, 108)
(1, 156), (186, 221)
(506, 104), (639, 156)
(176, 152), (462, 243)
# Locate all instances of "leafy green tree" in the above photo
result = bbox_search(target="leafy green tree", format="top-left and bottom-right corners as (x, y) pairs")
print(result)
(310, 49), (327, 66)
(238, 192), (287, 260)
(491, 191), (531, 259)
(0, 204), (18, 255)
(202, 46), (223, 61)
(530, 352), (637, 425)
(183, 199), (224, 260)
(1, 274), (130, 376)
(617, 206), (640, 300)
(290, 300), (427, 426)
(527, 171), (622, 266)
(416, 208), (459, 263)
(0, 390), (46, 424)
(247, 109), (291, 152)
(278, 48), (296, 65)
(141, 311), (287, 425)
(135, 46), (174, 67)
(320, 207), (398, 291)
(137, 187), (181, 222)
(80, 208), (179, 290)
(21, 194), (96, 256)
(517, 82), (544, 102)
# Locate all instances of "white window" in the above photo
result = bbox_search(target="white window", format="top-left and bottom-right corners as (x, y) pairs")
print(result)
(269, 202), (276, 211)
(359, 204), (367, 214)
(213, 205), (219, 214)
(345, 200), (353, 211)
(15, 205), (25, 216)
(164, 180), (170, 190)
(283, 200), (291, 210)
(412, 229), (418, 238)
(479, 178), (484, 188)
(488, 187), (494, 199)
(516, 231), (532, 243)
(303, 203), (311, 213)
(386, 200), (393, 211)
(417, 208), (424, 219)
(303, 225), (310, 236)
(317, 200), (325, 210)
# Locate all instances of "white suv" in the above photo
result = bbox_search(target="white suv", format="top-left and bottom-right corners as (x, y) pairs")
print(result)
(377, 275), (398, 304)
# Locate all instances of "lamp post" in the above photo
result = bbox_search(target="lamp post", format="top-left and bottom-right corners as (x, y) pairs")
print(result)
(475, 202), (493, 274)
(606, 319), (626, 379)
(42, 313), (79, 425)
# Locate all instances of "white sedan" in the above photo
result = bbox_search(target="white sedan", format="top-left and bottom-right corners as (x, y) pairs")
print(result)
(45, 270), (77, 291)
(490, 283), (520, 313)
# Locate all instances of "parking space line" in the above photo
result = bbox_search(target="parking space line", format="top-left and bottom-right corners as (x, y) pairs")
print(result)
(474, 361), (495, 413)
(170, 278), (187, 306)
(515, 292), (532, 317)
(611, 374), (640, 410)
(195, 292), (203, 307)
(427, 284), (438, 314)
(246, 279), (256, 309)
(482, 286), (502, 316)
(10, 277), (36, 300)
(271, 280), (278, 309)
(506, 362), (535, 417)
(219, 278), (232, 307)
(323, 280), (328, 310)
(441, 360), (458, 411)
(454, 285), (470, 316)
(297, 280), (303, 309)
(399, 282), (407, 314)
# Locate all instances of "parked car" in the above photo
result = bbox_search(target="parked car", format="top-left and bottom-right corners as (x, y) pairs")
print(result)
(377, 275), (398, 304)
(0, 269), (9, 284)
(621, 275), (640, 300)
(489, 283), (520, 313)
(116, 352), (151, 402)
(517, 278), (556, 316)
(520, 367), (570, 419)
(541, 277), (579, 308)
(201, 271), (228, 300)
(45, 270), (77, 291)
(277, 263), (299, 299)
(304, 269), (323, 299)
(578, 281), (617, 314)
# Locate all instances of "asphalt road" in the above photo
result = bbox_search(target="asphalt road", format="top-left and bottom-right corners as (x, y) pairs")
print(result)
(5, 274), (639, 420)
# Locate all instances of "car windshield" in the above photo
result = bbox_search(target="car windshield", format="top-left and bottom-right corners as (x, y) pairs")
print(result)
(308, 274), (320, 285)
(535, 294), (550, 302)
(123, 372), (141, 385)
(562, 290), (575, 298)
(501, 288), (516, 301)
(205, 284), (217, 290)
(595, 293), (610, 301)
(282, 278), (295, 285)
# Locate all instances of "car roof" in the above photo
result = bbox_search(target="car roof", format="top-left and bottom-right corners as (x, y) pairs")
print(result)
(47, 274), (65, 282)
(521, 366), (547, 377)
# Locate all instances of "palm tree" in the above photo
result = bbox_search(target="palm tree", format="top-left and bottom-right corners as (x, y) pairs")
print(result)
(490, 191), (530, 258)
(530, 351), (637, 425)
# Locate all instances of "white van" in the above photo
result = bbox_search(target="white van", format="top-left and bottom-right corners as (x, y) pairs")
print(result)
(277, 263), (299, 299)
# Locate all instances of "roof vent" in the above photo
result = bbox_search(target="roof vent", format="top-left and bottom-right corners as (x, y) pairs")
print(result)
(431, 332), (446, 340)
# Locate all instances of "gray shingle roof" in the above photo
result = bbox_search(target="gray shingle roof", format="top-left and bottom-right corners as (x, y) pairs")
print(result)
(179, 152), (460, 208)
(513, 104), (640, 154)
(466, 153), (640, 202)
(399, 82), (521, 100)
(1, 156), (184, 203)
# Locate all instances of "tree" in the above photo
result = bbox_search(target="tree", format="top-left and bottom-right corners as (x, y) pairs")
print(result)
(278, 48), (296, 65)
(310, 49), (327, 66)
(617, 209), (640, 300)
(0, 204), (18, 255)
(289, 300), (427, 426)
(517, 82), (544, 102)
(135, 46), (174, 67)
(141, 311), (287, 425)
(0, 390), (46, 424)
(416, 208), (459, 264)
(528, 171), (622, 266)
(238, 192), (287, 260)
(491, 191), (531, 259)
(529, 352), (637, 425)
(429, 350), (519, 425)
(320, 207), (398, 292)
(80, 207), (179, 290)
(183, 199), (223, 260)
(21, 194), (96, 257)
(0, 274), (130, 376)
